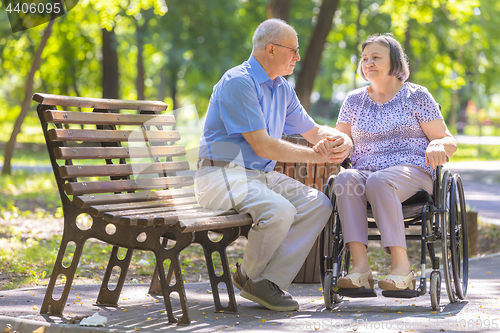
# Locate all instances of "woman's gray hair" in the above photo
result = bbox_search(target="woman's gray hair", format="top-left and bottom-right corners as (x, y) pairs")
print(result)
(252, 18), (296, 50)
(358, 33), (410, 82)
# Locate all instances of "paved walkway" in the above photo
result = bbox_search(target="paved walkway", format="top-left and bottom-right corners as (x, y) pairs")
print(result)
(1, 251), (499, 332)
(445, 161), (500, 224)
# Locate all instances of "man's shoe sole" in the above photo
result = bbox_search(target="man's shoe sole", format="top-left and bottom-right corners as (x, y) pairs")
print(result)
(240, 290), (299, 312)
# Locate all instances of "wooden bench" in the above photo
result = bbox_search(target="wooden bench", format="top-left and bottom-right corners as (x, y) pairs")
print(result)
(33, 93), (253, 325)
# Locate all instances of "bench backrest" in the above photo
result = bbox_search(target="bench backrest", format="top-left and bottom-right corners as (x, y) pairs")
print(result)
(34, 93), (195, 217)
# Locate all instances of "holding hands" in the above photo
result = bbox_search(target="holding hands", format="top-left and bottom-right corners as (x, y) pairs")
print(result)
(312, 136), (351, 164)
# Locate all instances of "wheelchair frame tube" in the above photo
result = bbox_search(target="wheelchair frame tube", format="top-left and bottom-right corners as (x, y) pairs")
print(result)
(418, 203), (430, 295)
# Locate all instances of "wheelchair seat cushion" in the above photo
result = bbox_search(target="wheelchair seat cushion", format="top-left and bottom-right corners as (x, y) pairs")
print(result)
(401, 190), (434, 206)
(367, 190), (434, 221)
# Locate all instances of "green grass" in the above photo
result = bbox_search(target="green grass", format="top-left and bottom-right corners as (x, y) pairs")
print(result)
(0, 231), (60, 289)
(0, 227), (158, 290)
(450, 143), (500, 162)
(0, 169), (61, 218)
(0, 222), (233, 290)
(0, 143), (51, 166)
(462, 125), (500, 137)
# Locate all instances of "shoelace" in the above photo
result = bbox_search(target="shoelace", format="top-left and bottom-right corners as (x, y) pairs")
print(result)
(270, 281), (285, 296)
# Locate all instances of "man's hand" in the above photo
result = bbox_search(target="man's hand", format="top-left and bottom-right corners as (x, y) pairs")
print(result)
(425, 141), (447, 169)
(312, 136), (351, 164)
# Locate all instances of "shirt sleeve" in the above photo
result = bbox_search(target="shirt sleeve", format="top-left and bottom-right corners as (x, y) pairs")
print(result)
(218, 76), (266, 135)
(337, 92), (355, 125)
(283, 87), (315, 135)
(409, 86), (443, 123)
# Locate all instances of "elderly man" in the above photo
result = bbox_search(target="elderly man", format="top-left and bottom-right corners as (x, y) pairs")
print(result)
(195, 18), (352, 311)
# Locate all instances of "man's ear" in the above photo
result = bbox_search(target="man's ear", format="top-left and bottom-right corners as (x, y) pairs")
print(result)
(266, 44), (275, 58)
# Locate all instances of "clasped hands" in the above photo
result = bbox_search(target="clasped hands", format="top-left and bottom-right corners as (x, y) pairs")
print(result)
(312, 136), (351, 164)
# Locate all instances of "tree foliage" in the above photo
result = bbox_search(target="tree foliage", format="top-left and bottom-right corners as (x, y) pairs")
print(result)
(1, 0), (499, 155)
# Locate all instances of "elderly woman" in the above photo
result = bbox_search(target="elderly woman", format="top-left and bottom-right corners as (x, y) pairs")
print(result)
(332, 34), (457, 291)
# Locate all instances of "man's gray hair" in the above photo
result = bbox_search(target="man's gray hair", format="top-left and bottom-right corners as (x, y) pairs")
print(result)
(252, 18), (296, 50)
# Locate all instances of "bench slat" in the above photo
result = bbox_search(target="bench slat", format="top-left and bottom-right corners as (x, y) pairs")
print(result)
(103, 202), (201, 222)
(88, 197), (199, 217)
(33, 93), (167, 111)
(118, 208), (245, 227)
(74, 188), (195, 208)
(59, 161), (190, 178)
(179, 213), (253, 232)
(65, 176), (194, 195)
(48, 129), (180, 142)
(44, 110), (175, 126)
(54, 146), (185, 159)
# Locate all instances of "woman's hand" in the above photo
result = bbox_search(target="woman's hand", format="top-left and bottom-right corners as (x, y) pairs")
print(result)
(420, 119), (457, 169)
(312, 136), (351, 164)
(425, 141), (447, 169)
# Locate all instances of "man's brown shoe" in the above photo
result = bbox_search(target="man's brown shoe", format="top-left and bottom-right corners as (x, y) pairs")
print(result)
(240, 279), (299, 311)
(232, 264), (292, 299)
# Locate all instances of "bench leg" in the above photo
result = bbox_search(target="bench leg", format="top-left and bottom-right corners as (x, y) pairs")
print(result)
(153, 231), (193, 325)
(149, 238), (168, 295)
(96, 246), (133, 306)
(195, 227), (240, 313)
(40, 233), (88, 315)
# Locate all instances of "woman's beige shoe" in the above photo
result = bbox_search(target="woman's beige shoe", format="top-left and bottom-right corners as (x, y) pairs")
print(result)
(378, 271), (416, 291)
(337, 270), (375, 289)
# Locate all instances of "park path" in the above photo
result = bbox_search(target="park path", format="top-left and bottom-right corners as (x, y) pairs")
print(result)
(445, 161), (500, 224)
(0, 251), (499, 332)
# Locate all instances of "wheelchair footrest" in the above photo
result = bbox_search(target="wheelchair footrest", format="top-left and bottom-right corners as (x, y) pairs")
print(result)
(337, 288), (377, 298)
(382, 290), (419, 298)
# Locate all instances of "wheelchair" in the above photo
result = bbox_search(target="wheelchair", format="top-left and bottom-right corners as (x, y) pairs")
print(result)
(319, 160), (468, 310)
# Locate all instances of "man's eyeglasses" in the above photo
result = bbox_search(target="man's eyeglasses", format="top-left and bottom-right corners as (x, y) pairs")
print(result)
(271, 43), (299, 56)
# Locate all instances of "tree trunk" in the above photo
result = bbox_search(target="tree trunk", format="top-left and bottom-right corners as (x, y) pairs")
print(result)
(404, 20), (413, 79)
(157, 69), (167, 102)
(450, 46), (463, 129)
(102, 28), (120, 99)
(1, 20), (54, 176)
(135, 17), (148, 100)
(170, 66), (179, 130)
(295, 0), (340, 112)
(266, 0), (291, 21)
(353, 0), (362, 89)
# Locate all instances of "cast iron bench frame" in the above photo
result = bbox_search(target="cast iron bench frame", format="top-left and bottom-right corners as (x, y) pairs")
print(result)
(34, 93), (253, 325)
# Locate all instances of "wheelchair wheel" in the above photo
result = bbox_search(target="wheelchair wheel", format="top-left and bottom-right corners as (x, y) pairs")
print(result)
(320, 214), (351, 308)
(320, 176), (337, 309)
(450, 174), (468, 300)
(323, 272), (334, 308)
(439, 170), (458, 303)
(430, 270), (441, 310)
(322, 245), (350, 309)
(319, 212), (334, 309)
(320, 176), (350, 309)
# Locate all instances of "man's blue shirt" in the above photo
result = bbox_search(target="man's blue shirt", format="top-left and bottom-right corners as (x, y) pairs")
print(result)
(198, 55), (315, 172)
